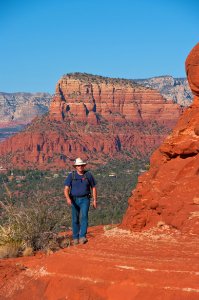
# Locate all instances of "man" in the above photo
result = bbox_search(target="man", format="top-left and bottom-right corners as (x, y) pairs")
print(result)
(64, 158), (97, 245)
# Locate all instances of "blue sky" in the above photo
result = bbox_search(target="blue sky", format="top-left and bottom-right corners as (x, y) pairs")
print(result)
(0, 0), (198, 93)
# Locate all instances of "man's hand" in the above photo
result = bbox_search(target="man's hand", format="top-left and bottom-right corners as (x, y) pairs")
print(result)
(67, 198), (72, 206)
(64, 186), (72, 206)
(92, 199), (97, 209)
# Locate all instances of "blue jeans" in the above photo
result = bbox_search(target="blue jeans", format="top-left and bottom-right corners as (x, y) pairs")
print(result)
(71, 196), (90, 239)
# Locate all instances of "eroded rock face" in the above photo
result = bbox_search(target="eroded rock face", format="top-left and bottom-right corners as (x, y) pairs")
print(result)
(0, 74), (183, 169)
(49, 73), (182, 127)
(122, 42), (199, 234)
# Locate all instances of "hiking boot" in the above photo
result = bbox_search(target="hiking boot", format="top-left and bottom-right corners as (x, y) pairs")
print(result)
(73, 239), (79, 245)
(79, 237), (88, 244)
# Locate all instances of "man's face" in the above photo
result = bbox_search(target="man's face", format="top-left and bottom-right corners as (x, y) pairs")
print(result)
(75, 165), (86, 173)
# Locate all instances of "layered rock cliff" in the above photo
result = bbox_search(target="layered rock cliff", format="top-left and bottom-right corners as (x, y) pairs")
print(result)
(49, 73), (182, 126)
(122, 42), (199, 234)
(0, 74), (184, 169)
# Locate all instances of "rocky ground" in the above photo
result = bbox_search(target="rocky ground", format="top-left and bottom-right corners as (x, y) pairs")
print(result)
(0, 226), (199, 300)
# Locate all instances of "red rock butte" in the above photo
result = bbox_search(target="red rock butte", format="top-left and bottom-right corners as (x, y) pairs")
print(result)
(50, 73), (180, 125)
(0, 73), (183, 169)
(122, 42), (199, 234)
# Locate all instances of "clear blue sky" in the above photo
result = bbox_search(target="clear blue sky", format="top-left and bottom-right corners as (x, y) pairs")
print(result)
(0, 0), (198, 93)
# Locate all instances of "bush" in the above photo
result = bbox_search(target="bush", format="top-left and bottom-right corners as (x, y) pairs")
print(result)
(0, 240), (22, 258)
(0, 193), (70, 255)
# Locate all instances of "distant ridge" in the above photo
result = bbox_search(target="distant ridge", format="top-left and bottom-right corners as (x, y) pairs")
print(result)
(135, 75), (192, 106)
(0, 92), (52, 124)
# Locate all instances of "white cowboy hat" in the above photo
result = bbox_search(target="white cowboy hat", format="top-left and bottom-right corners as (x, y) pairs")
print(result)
(73, 157), (87, 166)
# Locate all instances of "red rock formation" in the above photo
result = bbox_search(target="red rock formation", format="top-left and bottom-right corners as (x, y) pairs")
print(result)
(122, 43), (199, 234)
(49, 74), (182, 127)
(0, 74), (183, 169)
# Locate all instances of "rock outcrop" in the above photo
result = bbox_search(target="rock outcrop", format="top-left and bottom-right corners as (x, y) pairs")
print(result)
(49, 73), (182, 127)
(135, 76), (192, 106)
(0, 74), (184, 169)
(122, 42), (199, 234)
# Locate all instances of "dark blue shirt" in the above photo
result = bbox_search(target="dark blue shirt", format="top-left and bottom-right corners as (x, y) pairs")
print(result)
(64, 171), (97, 197)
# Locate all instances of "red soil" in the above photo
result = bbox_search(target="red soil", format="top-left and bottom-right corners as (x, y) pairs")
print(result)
(0, 226), (199, 300)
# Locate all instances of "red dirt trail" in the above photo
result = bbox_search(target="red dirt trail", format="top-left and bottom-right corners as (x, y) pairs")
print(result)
(0, 226), (199, 300)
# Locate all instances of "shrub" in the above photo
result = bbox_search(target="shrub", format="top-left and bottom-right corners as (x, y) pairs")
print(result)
(22, 246), (33, 257)
(0, 241), (22, 258)
(0, 193), (70, 255)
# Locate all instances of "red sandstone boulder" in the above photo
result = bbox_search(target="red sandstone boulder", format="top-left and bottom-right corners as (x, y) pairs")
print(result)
(185, 42), (199, 97)
(122, 42), (199, 234)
